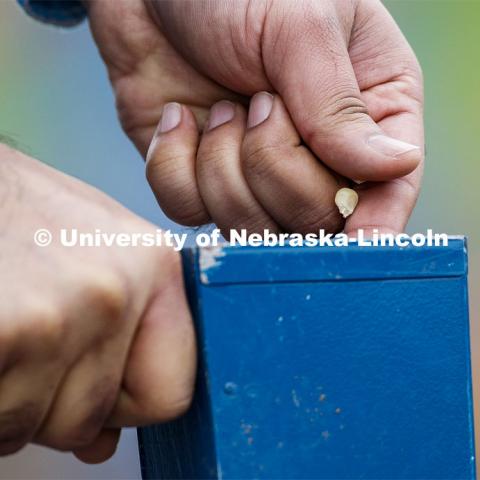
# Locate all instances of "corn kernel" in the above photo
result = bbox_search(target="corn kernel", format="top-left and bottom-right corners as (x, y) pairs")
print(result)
(335, 188), (359, 219)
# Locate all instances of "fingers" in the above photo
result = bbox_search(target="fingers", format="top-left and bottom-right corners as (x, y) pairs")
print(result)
(108, 251), (197, 427)
(0, 304), (68, 455)
(196, 100), (279, 235)
(146, 102), (210, 226)
(73, 428), (121, 464)
(148, 100), (278, 235)
(0, 252), (195, 461)
(32, 271), (134, 452)
(146, 89), (421, 237)
(344, 170), (422, 236)
(241, 92), (347, 234)
(264, 2), (422, 183)
(34, 349), (122, 451)
(153, 95), (347, 235)
(0, 363), (60, 455)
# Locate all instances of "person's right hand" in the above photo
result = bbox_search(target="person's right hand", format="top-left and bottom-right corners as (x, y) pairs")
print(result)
(0, 144), (196, 463)
(86, 0), (424, 236)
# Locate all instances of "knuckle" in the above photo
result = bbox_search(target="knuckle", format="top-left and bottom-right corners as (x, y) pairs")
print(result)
(242, 143), (283, 181)
(0, 439), (25, 456)
(0, 324), (15, 364)
(55, 424), (99, 450)
(146, 158), (209, 226)
(70, 395), (116, 448)
(152, 388), (194, 423)
(165, 201), (210, 227)
(197, 144), (237, 171)
(30, 306), (65, 347)
(0, 403), (40, 452)
(391, 176), (420, 200)
(6, 299), (65, 351)
(229, 212), (272, 236)
(43, 381), (118, 450)
(145, 149), (184, 188)
(196, 152), (228, 182)
(136, 378), (195, 424)
(401, 55), (423, 82)
(301, 92), (369, 146)
(311, 10), (339, 35)
(396, 63), (424, 105)
(1, 301), (61, 341)
(293, 206), (344, 235)
(323, 93), (369, 124)
(81, 273), (126, 323)
(163, 396), (193, 421)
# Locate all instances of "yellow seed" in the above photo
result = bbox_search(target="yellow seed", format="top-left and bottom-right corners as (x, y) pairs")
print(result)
(335, 188), (359, 219)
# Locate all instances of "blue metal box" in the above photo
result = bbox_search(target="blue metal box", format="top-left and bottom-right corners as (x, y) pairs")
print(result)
(138, 238), (475, 479)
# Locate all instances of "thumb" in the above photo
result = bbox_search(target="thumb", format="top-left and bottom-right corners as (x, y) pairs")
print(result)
(264, 5), (421, 182)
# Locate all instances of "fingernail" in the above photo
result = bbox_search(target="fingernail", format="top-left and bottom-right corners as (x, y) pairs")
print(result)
(207, 101), (235, 131)
(368, 135), (420, 157)
(247, 92), (274, 128)
(160, 102), (182, 133)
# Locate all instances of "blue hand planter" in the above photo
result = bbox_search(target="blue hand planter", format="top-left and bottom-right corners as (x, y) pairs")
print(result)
(138, 238), (475, 479)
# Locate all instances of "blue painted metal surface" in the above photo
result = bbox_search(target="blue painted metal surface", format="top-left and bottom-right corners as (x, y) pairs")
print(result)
(138, 238), (475, 479)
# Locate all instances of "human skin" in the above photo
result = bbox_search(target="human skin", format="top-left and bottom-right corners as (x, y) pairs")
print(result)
(86, 0), (424, 236)
(0, 0), (423, 463)
(0, 144), (196, 463)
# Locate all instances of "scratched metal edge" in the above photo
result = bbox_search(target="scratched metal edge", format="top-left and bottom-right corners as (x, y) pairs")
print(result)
(191, 247), (221, 479)
(463, 240), (477, 477)
(195, 237), (467, 286)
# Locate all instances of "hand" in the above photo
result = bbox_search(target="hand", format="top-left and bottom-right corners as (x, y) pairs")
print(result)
(146, 93), (348, 236)
(87, 0), (424, 234)
(0, 144), (196, 463)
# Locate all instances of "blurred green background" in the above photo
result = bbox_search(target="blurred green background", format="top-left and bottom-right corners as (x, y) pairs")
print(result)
(0, 0), (479, 478)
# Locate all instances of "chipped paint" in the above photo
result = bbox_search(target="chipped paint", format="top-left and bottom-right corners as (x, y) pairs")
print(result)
(292, 389), (300, 407)
(241, 422), (254, 435)
(199, 246), (226, 284)
(216, 461), (223, 480)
